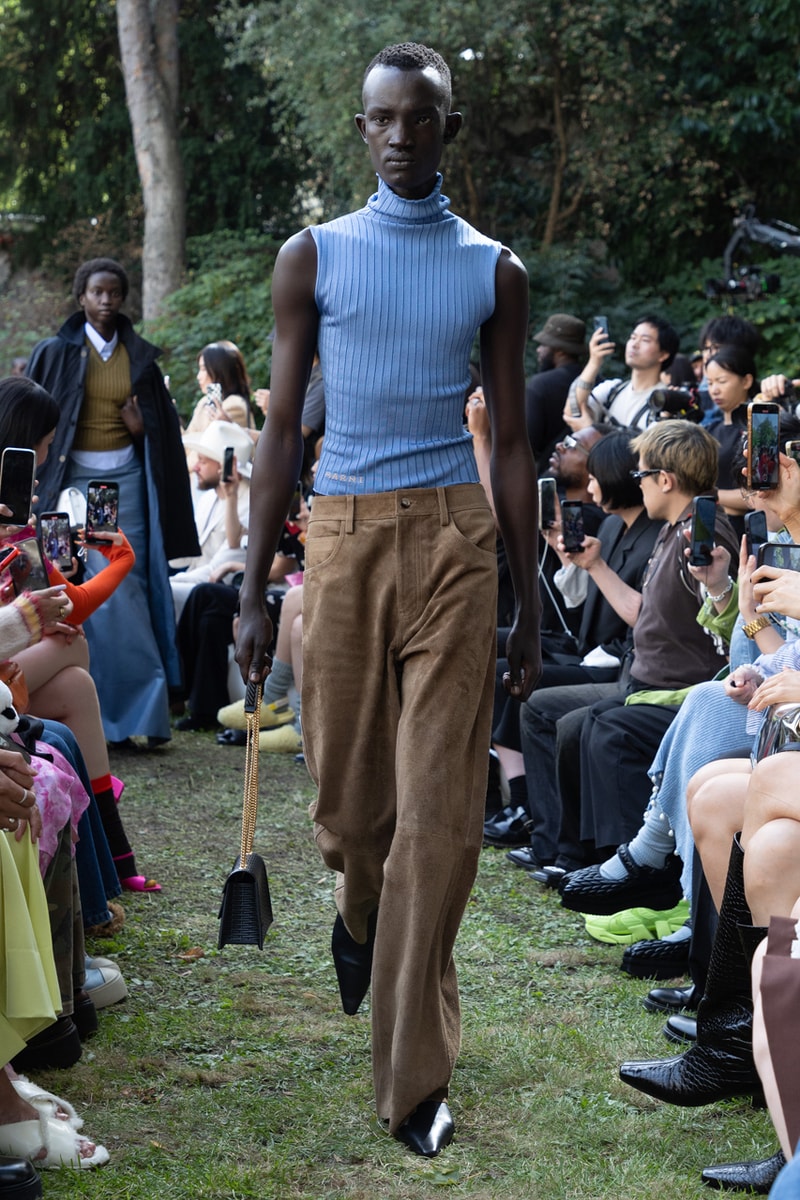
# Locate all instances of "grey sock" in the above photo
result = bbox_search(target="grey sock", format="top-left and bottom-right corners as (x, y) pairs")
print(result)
(263, 658), (294, 706)
(599, 790), (675, 879)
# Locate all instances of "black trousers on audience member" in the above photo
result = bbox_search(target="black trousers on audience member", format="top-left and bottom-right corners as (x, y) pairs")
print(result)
(574, 699), (680, 853)
(176, 583), (239, 724)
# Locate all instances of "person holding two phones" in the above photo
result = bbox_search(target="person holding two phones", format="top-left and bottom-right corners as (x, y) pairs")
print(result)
(24, 257), (199, 746)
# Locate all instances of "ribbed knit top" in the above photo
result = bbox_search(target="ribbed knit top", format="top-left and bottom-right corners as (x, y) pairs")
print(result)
(73, 343), (133, 452)
(311, 174), (501, 494)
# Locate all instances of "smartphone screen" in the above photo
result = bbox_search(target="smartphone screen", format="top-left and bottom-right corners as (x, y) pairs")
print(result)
(85, 481), (120, 543)
(689, 496), (716, 566)
(222, 446), (236, 483)
(0, 447), (36, 525)
(39, 511), (73, 571)
(747, 401), (780, 490)
(757, 542), (800, 572)
(744, 510), (768, 559)
(8, 536), (50, 595)
(538, 477), (557, 531)
(561, 500), (585, 552)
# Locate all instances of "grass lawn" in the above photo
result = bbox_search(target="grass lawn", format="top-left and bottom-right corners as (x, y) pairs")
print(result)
(40, 732), (772, 1199)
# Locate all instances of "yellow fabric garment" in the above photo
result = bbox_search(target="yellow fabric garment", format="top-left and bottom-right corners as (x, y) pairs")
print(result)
(0, 831), (60, 1062)
(72, 342), (133, 452)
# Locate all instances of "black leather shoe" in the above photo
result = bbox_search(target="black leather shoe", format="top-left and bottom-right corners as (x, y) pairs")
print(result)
(505, 846), (541, 870)
(216, 728), (246, 746)
(559, 844), (684, 915)
(331, 909), (377, 1016)
(663, 1013), (697, 1044)
(10, 1014), (82, 1072)
(530, 865), (567, 888)
(643, 983), (699, 1013)
(0, 1157), (42, 1199)
(701, 1150), (786, 1192)
(483, 805), (532, 848)
(72, 989), (99, 1041)
(395, 1100), (454, 1157)
(621, 929), (691, 979)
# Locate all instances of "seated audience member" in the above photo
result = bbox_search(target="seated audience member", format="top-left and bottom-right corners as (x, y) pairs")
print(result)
(559, 426), (800, 919)
(175, 494), (308, 733)
(0, 781), (109, 1169)
(484, 430), (661, 866)
(524, 313), (587, 474)
(617, 681), (800, 1194)
(217, 582), (305, 754)
(1, 376), (158, 893)
(169, 423), (253, 619)
(520, 421), (738, 880)
(563, 314), (680, 432)
(557, 421), (739, 873)
(183, 340), (257, 435)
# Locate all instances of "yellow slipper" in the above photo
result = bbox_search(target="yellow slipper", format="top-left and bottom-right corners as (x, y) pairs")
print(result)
(258, 726), (303, 754)
(216, 697), (295, 730)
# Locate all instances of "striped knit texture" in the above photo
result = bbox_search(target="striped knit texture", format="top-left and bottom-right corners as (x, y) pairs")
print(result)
(311, 174), (501, 494)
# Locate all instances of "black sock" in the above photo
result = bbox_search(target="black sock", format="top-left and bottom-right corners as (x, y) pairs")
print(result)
(92, 776), (138, 881)
(508, 775), (528, 810)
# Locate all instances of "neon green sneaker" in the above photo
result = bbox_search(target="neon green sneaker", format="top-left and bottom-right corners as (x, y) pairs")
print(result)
(583, 900), (690, 945)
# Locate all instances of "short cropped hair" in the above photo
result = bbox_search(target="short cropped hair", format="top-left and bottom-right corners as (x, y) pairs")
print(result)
(634, 313), (680, 373)
(72, 258), (129, 304)
(632, 420), (719, 495)
(364, 43), (452, 110)
(586, 429), (643, 510)
(699, 314), (760, 357)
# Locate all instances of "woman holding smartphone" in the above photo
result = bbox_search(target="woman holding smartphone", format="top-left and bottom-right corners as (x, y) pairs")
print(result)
(704, 343), (759, 537)
(23, 257), (198, 746)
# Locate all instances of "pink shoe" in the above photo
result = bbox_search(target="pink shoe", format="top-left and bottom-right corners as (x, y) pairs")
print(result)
(120, 875), (162, 893)
(111, 776), (125, 804)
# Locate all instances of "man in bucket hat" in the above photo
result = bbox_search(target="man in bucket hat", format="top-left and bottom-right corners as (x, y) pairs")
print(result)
(525, 313), (587, 472)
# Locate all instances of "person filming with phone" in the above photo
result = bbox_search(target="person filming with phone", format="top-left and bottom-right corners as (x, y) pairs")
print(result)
(564, 314), (680, 432)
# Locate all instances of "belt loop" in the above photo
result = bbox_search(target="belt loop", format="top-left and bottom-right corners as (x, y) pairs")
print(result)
(436, 486), (449, 527)
(345, 494), (355, 534)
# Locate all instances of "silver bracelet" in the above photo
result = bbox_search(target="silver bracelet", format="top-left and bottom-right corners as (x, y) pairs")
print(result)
(706, 576), (734, 604)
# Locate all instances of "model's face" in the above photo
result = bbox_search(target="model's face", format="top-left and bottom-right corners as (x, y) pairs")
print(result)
(79, 271), (124, 338)
(355, 65), (460, 200)
(625, 323), (666, 372)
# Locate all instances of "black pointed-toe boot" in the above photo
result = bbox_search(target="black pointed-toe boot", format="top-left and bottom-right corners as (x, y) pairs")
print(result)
(620, 835), (766, 1106)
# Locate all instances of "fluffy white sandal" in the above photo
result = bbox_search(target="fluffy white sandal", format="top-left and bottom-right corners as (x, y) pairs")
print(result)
(0, 1101), (109, 1169)
(217, 696), (294, 730)
(10, 1077), (83, 1130)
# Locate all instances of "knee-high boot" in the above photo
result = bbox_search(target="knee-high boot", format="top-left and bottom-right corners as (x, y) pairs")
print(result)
(619, 834), (766, 1106)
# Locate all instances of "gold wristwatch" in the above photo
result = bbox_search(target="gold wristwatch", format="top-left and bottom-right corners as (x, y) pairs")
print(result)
(742, 615), (771, 639)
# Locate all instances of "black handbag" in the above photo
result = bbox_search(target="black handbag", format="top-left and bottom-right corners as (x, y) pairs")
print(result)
(218, 680), (274, 949)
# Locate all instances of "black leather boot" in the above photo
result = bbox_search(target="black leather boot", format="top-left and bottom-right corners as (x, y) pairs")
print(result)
(620, 835), (766, 1106)
(701, 1149), (786, 1192)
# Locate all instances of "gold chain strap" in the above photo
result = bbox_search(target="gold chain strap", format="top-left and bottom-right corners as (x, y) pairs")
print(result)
(240, 682), (262, 866)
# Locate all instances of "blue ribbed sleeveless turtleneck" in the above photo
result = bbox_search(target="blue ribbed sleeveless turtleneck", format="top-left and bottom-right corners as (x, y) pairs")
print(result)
(310, 173), (501, 494)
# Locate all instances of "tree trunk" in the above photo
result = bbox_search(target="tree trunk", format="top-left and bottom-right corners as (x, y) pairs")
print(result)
(116, 0), (184, 320)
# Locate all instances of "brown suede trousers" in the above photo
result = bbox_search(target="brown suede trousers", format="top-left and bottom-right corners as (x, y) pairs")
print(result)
(302, 484), (498, 1134)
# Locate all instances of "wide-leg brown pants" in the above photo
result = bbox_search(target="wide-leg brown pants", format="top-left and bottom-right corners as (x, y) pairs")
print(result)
(302, 484), (498, 1133)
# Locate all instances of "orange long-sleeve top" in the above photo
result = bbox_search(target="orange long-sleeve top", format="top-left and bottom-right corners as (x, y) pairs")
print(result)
(46, 533), (135, 625)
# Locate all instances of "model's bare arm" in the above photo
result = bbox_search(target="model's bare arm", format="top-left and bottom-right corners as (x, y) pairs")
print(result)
(235, 230), (319, 684)
(481, 248), (542, 700)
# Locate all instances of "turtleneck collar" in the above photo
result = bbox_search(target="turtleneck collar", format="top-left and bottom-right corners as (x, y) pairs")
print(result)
(366, 173), (450, 224)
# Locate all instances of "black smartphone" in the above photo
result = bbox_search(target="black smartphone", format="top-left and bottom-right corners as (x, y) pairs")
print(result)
(785, 440), (800, 467)
(538, 477), (557, 531)
(222, 445), (236, 483)
(757, 542), (800, 572)
(689, 496), (716, 566)
(561, 500), (585, 552)
(85, 480), (120, 544)
(746, 400), (780, 490)
(744, 510), (768, 559)
(39, 511), (73, 571)
(0, 446), (36, 525)
(592, 315), (609, 339)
